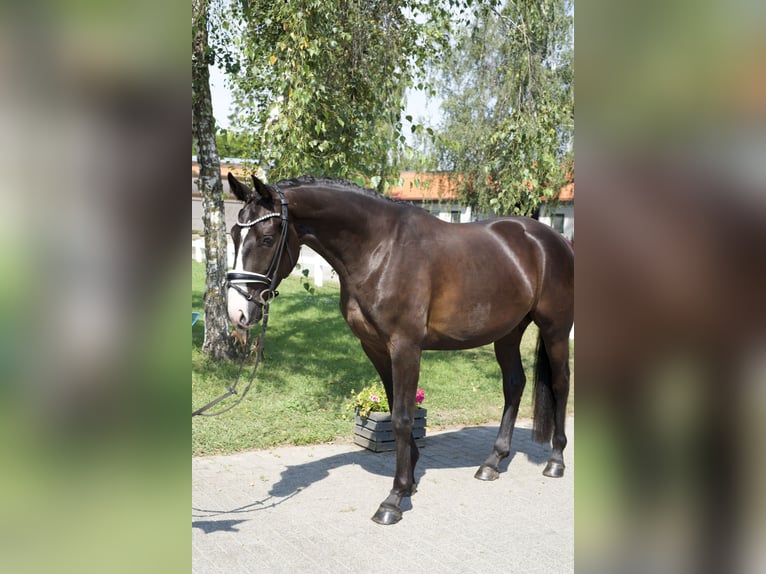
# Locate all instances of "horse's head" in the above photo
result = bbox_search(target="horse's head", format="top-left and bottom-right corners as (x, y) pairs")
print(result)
(226, 173), (298, 331)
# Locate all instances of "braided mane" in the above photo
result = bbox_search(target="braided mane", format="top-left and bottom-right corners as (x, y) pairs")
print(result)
(275, 175), (401, 203)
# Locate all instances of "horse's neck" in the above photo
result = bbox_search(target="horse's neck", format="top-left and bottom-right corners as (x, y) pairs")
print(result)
(287, 186), (396, 281)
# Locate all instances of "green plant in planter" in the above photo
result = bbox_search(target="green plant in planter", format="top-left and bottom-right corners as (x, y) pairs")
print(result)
(346, 383), (425, 417)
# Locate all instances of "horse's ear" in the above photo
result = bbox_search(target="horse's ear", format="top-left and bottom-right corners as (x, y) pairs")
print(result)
(227, 172), (252, 202)
(251, 175), (272, 202)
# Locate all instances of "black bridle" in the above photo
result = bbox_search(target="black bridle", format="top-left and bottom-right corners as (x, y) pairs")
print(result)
(226, 187), (290, 305)
(192, 186), (290, 418)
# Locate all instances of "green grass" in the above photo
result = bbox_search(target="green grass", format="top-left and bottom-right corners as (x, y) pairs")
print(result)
(192, 261), (573, 455)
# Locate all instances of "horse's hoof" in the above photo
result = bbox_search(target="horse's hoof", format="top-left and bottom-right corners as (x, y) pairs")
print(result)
(474, 465), (500, 481)
(371, 504), (402, 525)
(543, 460), (565, 478)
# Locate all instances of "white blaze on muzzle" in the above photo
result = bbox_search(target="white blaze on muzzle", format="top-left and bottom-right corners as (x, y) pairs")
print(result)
(227, 226), (254, 328)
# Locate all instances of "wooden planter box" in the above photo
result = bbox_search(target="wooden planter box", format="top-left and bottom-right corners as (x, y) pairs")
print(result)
(353, 409), (427, 452)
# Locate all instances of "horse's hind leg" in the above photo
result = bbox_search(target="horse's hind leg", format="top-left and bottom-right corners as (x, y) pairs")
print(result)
(475, 318), (531, 481)
(534, 323), (571, 478)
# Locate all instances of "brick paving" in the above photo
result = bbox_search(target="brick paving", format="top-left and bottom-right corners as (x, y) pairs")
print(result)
(192, 417), (573, 573)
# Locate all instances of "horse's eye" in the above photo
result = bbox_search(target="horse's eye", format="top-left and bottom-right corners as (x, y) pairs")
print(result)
(261, 236), (274, 246)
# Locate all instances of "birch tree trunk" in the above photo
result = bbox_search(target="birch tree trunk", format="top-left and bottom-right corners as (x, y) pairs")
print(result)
(192, 0), (237, 360)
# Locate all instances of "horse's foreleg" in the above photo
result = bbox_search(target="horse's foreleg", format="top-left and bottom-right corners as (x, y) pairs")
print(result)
(371, 342), (421, 525)
(361, 340), (419, 485)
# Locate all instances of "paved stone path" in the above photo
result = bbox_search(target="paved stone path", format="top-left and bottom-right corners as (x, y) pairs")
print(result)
(193, 418), (573, 573)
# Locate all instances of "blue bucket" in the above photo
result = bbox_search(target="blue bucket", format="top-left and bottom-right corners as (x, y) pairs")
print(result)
(192, 312), (201, 326)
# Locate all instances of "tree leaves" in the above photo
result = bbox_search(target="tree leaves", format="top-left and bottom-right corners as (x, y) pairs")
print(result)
(434, 0), (574, 217)
(214, 0), (450, 183)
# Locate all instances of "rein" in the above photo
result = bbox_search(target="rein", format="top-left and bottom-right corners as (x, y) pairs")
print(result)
(191, 301), (272, 417)
(192, 187), (289, 418)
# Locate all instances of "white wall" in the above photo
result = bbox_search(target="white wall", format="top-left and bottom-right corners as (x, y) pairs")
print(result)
(539, 203), (574, 241)
(432, 204), (472, 223)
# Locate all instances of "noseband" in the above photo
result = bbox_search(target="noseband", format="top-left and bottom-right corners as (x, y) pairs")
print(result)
(227, 187), (290, 305)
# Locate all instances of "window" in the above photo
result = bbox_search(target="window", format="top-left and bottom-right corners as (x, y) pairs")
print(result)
(451, 210), (461, 223)
(552, 214), (565, 233)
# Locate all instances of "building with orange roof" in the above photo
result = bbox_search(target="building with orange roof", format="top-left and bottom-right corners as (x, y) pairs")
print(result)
(386, 171), (472, 223)
(387, 171), (573, 241)
(539, 177), (574, 241)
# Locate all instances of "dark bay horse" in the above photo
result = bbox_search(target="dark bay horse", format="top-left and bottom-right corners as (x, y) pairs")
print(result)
(226, 173), (574, 525)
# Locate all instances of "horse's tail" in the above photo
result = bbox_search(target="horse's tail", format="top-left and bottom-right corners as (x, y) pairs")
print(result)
(532, 334), (555, 444)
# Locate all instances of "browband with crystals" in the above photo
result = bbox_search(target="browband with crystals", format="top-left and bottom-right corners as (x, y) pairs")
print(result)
(236, 212), (280, 227)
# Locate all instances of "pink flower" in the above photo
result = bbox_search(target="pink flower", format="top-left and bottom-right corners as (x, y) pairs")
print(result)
(415, 388), (425, 405)
(369, 394), (381, 403)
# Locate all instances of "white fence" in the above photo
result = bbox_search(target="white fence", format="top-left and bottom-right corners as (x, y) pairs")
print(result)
(192, 237), (337, 287)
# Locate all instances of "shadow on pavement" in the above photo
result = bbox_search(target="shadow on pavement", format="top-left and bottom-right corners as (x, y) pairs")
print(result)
(192, 519), (248, 534)
(267, 425), (550, 498)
